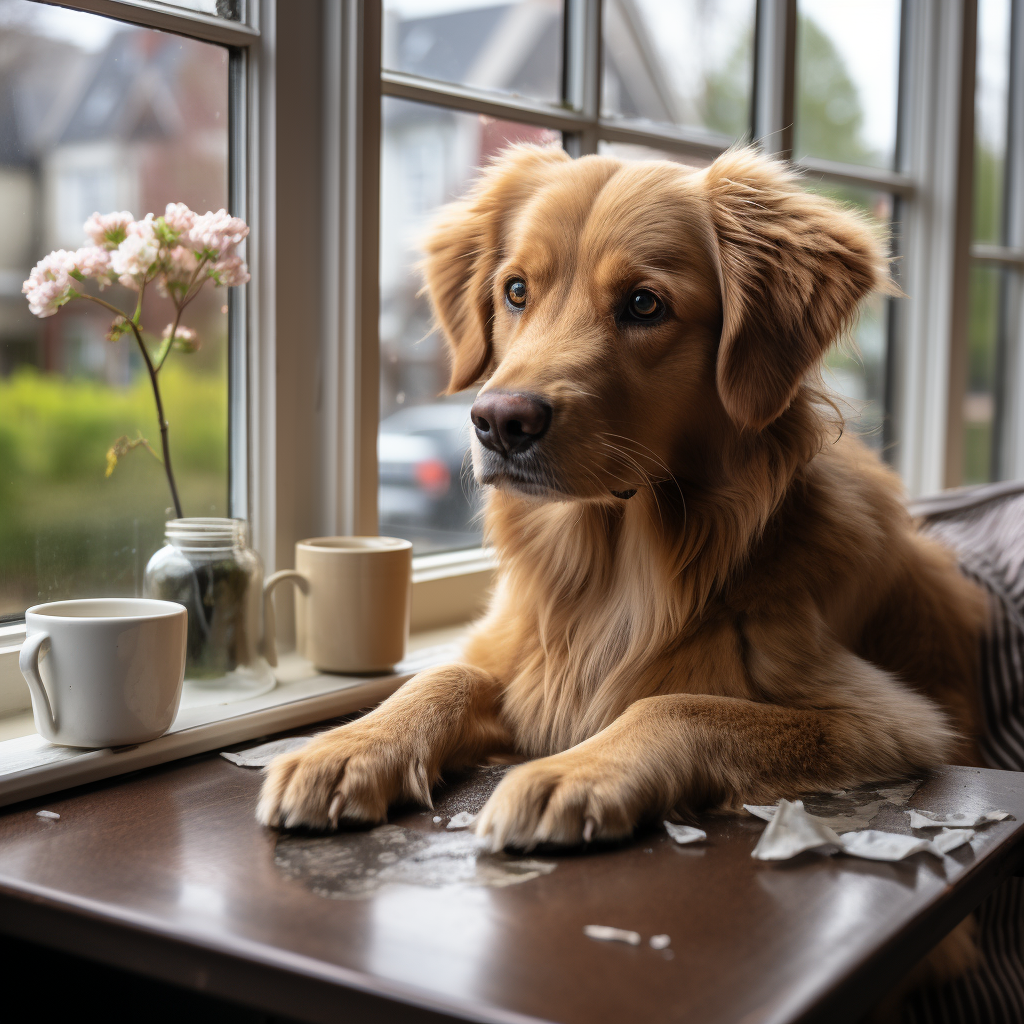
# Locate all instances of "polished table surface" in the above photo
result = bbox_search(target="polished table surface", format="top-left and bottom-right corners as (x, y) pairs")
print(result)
(1, 732), (1024, 1024)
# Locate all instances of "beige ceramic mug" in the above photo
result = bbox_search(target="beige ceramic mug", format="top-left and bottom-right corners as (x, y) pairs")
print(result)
(263, 537), (412, 673)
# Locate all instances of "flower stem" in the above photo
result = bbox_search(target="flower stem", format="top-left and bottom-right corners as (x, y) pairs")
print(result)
(80, 293), (184, 519)
(156, 258), (206, 373)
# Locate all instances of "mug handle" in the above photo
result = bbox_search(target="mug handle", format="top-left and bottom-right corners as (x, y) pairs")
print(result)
(19, 632), (56, 733)
(262, 570), (310, 668)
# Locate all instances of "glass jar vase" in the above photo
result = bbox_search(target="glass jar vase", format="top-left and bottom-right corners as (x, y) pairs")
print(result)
(143, 518), (275, 706)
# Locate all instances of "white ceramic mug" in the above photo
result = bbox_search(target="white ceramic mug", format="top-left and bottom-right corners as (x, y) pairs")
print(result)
(20, 598), (188, 748)
(264, 537), (412, 673)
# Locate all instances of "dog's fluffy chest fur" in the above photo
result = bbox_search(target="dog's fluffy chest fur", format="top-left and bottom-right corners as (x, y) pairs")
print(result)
(466, 490), (754, 756)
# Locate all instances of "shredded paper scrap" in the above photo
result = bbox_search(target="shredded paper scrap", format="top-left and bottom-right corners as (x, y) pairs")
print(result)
(907, 808), (1010, 829)
(221, 736), (312, 767)
(749, 798), (996, 862)
(663, 822), (706, 845)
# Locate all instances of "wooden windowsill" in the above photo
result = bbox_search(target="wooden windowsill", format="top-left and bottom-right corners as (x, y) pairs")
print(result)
(0, 624), (471, 808)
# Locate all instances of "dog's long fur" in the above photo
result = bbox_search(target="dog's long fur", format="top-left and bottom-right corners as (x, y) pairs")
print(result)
(258, 146), (987, 853)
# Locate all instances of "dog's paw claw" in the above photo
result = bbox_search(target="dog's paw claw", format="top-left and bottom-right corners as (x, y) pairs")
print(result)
(477, 757), (637, 850)
(256, 726), (424, 831)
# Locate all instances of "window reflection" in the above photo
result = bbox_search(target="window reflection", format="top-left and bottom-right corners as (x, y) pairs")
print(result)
(382, 0), (563, 106)
(601, 0), (756, 139)
(964, 264), (1013, 484)
(806, 184), (894, 445)
(796, 0), (901, 170)
(0, 1), (230, 618)
(974, 0), (1012, 245)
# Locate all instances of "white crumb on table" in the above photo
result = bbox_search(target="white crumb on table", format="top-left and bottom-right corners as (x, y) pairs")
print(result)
(35, 809), (60, 820)
(649, 934), (671, 949)
(432, 815), (442, 823)
(584, 925), (642, 946)
(446, 811), (476, 829)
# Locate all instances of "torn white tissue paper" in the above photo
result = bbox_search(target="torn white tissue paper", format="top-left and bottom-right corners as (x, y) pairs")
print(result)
(907, 808), (1011, 829)
(584, 925), (641, 946)
(840, 827), (977, 861)
(751, 799), (841, 860)
(220, 736), (312, 767)
(745, 800), (886, 834)
(663, 822), (706, 845)
(839, 830), (934, 861)
(36, 810), (60, 820)
(931, 827), (975, 855)
(447, 811), (476, 829)
(649, 934), (671, 950)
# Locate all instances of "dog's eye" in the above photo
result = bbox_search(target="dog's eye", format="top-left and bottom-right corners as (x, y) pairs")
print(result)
(627, 289), (663, 321)
(505, 278), (527, 310)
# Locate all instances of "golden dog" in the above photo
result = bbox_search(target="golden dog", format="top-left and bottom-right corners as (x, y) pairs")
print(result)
(258, 145), (986, 851)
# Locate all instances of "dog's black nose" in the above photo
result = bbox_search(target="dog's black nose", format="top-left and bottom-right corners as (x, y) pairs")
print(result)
(471, 391), (551, 456)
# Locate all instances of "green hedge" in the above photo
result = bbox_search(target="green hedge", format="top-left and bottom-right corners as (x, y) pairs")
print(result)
(0, 366), (227, 616)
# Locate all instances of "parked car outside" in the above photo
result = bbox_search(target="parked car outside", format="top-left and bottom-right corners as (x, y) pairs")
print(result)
(378, 400), (481, 553)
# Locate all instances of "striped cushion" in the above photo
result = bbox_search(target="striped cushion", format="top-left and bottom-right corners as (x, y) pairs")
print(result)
(901, 482), (1024, 1023)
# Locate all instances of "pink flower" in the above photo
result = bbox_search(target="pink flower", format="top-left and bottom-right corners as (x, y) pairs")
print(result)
(163, 202), (195, 236)
(111, 229), (160, 290)
(83, 211), (134, 250)
(162, 323), (200, 352)
(189, 209), (249, 257)
(72, 246), (114, 289)
(158, 245), (199, 298)
(22, 250), (76, 317)
(208, 254), (249, 288)
(127, 212), (159, 243)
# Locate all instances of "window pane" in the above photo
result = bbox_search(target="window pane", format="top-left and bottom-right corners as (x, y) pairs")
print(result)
(382, 1), (563, 106)
(963, 263), (1011, 484)
(597, 140), (712, 167)
(0, 2), (230, 619)
(795, 1), (901, 170)
(601, 0), (755, 139)
(974, 0), (1012, 244)
(379, 97), (560, 554)
(160, 0), (242, 18)
(808, 185), (894, 444)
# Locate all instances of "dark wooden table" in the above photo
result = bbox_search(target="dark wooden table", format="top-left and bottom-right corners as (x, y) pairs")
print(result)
(1, 732), (1023, 1024)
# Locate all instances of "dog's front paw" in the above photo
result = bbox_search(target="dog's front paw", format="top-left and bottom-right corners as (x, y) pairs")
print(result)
(474, 753), (640, 851)
(256, 724), (432, 831)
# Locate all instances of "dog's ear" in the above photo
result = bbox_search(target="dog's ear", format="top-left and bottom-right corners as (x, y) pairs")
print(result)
(703, 148), (889, 430)
(422, 145), (570, 394)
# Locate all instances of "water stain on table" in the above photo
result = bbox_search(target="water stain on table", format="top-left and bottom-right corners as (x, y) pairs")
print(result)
(275, 764), (557, 899)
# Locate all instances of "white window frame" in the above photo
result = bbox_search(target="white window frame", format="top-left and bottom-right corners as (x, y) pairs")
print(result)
(1, 0), (1018, 711)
